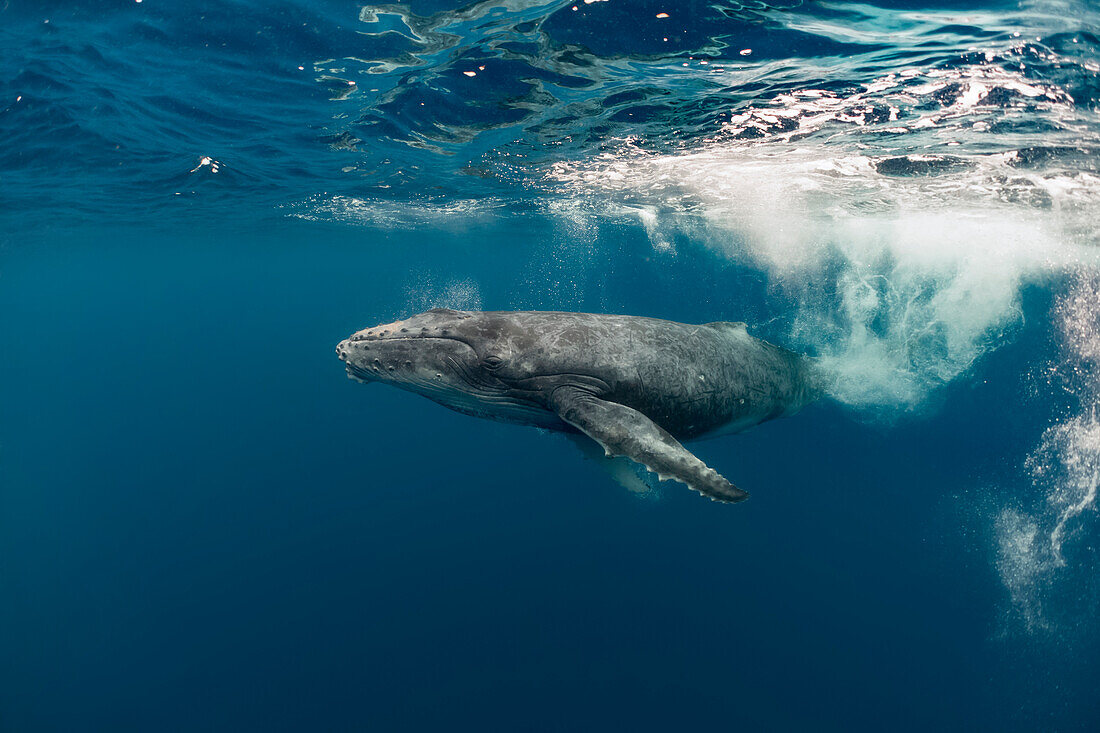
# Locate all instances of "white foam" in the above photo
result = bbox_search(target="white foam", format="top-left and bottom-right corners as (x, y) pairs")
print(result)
(547, 142), (1100, 408)
(290, 195), (507, 228)
(539, 56), (1100, 629)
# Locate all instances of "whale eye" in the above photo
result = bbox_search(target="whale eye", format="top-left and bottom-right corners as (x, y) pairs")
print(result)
(482, 355), (504, 370)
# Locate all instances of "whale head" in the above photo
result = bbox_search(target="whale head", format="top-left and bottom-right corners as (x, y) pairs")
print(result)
(336, 308), (561, 425)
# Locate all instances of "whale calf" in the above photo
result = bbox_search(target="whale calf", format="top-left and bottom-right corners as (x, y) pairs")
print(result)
(336, 309), (821, 503)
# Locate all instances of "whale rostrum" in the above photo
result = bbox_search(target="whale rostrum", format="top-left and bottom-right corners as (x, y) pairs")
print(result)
(336, 309), (822, 503)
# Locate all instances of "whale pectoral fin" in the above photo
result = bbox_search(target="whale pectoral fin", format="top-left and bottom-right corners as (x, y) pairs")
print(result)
(549, 387), (749, 504)
(563, 433), (657, 497)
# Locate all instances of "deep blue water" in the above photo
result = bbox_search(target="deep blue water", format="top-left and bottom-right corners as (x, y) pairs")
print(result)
(2, 1), (1100, 731)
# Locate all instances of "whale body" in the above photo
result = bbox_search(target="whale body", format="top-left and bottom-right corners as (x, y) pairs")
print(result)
(336, 309), (821, 503)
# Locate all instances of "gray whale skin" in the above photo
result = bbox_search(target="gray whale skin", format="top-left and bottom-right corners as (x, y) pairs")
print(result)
(336, 309), (821, 503)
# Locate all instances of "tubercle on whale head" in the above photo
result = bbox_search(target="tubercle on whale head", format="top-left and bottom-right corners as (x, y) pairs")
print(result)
(345, 308), (474, 343)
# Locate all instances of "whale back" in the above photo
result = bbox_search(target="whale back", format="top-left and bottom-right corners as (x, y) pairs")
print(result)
(462, 311), (816, 440)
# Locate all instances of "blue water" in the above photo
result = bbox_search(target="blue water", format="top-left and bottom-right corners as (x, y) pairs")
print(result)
(3, 1), (1100, 730)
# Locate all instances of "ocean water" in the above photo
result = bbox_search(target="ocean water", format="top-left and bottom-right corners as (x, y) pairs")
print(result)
(2, 0), (1099, 730)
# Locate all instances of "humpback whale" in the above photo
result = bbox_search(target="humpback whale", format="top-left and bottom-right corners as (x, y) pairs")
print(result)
(336, 309), (821, 503)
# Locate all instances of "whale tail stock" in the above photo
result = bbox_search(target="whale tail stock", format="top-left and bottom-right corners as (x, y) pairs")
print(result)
(800, 354), (831, 410)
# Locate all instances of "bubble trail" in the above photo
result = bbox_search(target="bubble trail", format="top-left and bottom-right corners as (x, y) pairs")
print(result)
(996, 274), (1100, 632)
